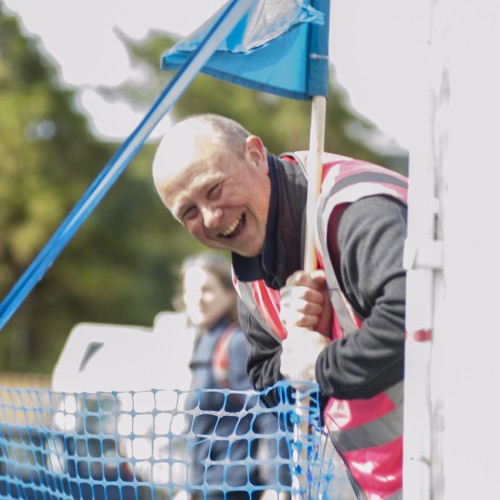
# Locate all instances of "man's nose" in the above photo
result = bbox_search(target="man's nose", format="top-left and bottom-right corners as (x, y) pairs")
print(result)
(201, 206), (223, 228)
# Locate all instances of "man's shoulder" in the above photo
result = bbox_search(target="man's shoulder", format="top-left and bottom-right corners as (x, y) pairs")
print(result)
(342, 195), (407, 223)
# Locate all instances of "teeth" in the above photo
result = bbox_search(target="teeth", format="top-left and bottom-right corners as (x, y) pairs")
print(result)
(222, 215), (242, 236)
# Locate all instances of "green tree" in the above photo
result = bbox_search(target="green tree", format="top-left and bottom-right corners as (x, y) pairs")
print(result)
(0, 7), (202, 373)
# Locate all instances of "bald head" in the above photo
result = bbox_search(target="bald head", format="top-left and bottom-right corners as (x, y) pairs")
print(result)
(151, 114), (271, 256)
(152, 114), (251, 199)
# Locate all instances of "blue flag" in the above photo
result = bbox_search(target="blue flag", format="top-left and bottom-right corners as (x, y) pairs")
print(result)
(161, 0), (330, 100)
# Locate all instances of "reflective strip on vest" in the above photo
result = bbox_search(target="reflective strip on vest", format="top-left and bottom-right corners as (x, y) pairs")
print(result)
(287, 151), (408, 339)
(343, 436), (403, 500)
(234, 280), (284, 344)
(315, 154), (408, 339)
(326, 381), (404, 451)
(251, 281), (287, 341)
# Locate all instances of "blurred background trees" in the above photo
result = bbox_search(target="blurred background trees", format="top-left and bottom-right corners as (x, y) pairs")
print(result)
(0, 5), (407, 373)
(0, 7), (201, 372)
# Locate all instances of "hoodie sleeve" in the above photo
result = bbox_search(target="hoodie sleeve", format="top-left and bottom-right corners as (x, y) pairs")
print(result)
(315, 195), (407, 399)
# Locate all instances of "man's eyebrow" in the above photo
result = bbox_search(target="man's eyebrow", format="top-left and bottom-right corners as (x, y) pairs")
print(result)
(170, 171), (220, 215)
(190, 176), (221, 198)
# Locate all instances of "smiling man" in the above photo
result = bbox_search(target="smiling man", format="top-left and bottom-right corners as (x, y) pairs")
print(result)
(152, 113), (409, 500)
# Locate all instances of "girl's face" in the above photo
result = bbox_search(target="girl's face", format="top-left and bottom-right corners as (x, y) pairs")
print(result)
(182, 265), (235, 329)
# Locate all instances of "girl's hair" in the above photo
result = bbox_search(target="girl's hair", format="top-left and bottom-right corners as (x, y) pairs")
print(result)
(180, 252), (234, 290)
(173, 252), (238, 321)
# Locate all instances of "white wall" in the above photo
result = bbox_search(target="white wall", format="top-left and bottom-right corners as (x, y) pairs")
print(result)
(404, 1), (500, 498)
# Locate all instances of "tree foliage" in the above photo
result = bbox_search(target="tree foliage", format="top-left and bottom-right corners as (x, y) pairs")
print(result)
(0, 7), (202, 373)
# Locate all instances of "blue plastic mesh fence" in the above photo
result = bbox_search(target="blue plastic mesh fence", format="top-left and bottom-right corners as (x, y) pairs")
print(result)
(0, 382), (341, 500)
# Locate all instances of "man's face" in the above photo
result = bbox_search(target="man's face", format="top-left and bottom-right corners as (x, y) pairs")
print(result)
(158, 137), (271, 257)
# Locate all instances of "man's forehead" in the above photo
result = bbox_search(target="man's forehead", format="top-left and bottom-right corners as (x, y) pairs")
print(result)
(166, 167), (221, 214)
(174, 166), (220, 192)
(153, 119), (221, 181)
(154, 135), (205, 178)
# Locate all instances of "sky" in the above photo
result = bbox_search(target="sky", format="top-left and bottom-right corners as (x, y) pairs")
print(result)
(3, 0), (426, 151)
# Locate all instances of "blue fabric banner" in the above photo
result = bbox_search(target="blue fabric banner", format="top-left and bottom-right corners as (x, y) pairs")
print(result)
(161, 0), (330, 100)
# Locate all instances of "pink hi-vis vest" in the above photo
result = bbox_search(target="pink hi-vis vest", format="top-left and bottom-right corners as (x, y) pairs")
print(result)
(234, 152), (408, 500)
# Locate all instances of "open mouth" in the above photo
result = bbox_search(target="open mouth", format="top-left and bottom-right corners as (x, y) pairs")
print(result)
(221, 214), (245, 238)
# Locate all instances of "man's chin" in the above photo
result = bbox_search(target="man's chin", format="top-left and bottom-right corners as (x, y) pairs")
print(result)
(202, 236), (263, 257)
(230, 246), (263, 258)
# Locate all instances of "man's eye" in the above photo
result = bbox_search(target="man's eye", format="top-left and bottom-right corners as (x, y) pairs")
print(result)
(207, 183), (222, 200)
(182, 206), (198, 221)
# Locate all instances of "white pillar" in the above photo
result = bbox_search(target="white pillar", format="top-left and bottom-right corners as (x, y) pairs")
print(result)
(402, 1), (435, 498)
(408, 1), (500, 498)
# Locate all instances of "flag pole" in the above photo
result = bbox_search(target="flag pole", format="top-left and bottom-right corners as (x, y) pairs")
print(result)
(304, 97), (326, 274)
(291, 94), (327, 499)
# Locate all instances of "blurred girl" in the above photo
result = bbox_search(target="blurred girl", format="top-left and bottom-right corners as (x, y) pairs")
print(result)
(175, 253), (291, 500)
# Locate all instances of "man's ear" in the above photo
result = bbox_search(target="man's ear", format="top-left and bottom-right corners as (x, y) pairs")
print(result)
(245, 135), (267, 170)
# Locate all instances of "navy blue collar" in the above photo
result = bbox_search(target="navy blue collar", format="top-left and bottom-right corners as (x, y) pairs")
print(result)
(232, 153), (279, 284)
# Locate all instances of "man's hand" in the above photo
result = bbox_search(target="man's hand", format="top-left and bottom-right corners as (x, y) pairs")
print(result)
(279, 270), (332, 337)
(279, 270), (332, 384)
(280, 327), (330, 383)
